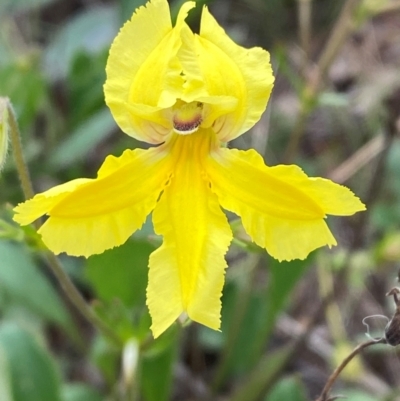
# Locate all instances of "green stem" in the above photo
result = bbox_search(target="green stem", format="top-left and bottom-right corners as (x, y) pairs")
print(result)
(7, 98), (122, 347)
(7, 100), (35, 201)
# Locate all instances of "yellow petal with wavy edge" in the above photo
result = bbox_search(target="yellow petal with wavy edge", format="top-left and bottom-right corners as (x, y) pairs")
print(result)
(13, 178), (91, 226)
(267, 165), (366, 216)
(189, 6), (274, 142)
(14, 148), (172, 257)
(207, 148), (365, 261)
(104, 0), (195, 144)
(147, 131), (232, 338)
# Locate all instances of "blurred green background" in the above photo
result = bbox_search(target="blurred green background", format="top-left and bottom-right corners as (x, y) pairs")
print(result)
(1, 0), (400, 400)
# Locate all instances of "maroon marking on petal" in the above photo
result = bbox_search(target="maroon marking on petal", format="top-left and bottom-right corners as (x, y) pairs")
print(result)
(173, 115), (202, 134)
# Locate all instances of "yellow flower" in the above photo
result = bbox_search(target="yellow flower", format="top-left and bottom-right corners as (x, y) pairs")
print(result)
(13, 0), (365, 337)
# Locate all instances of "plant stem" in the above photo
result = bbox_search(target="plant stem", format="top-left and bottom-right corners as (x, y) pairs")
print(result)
(350, 90), (398, 249)
(328, 134), (386, 184)
(8, 98), (122, 347)
(315, 0), (361, 84)
(283, 0), (362, 163)
(7, 100), (35, 201)
(298, 0), (313, 73)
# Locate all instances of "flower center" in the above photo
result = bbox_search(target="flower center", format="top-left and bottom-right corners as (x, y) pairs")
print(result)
(173, 102), (203, 135)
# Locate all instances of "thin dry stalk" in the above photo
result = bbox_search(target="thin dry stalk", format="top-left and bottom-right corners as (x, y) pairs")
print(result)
(315, 338), (386, 401)
(284, 0), (363, 163)
(328, 134), (386, 184)
(298, 0), (313, 70)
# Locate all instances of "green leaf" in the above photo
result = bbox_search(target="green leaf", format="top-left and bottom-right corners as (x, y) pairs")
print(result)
(214, 255), (311, 377)
(85, 238), (155, 308)
(218, 283), (269, 373)
(141, 330), (178, 401)
(0, 241), (74, 334)
(48, 109), (115, 171)
(227, 256), (313, 401)
(67, 51), (108, 127)
(0, 346), (13, 401)
(242, 256), (312, 369)
(0, 322), (61, 401)
(44, 6), (119, 80)
(264, 376), (308, 401)
(61, 383), (103, 401)
(230, 345), (294, 401)
(262, 256), (312, 341)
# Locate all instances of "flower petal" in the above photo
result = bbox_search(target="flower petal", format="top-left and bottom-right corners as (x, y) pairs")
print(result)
(13, 148), (172, 257)
(13, 179), (90, 226)
(147, 131), (232, 338)
(104, 0), (195, 144)
(192, 6), (274, 142)
(207, 148), (365, 261)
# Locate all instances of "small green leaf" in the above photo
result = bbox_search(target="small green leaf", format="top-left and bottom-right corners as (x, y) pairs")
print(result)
(0, 322), (61, 401)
